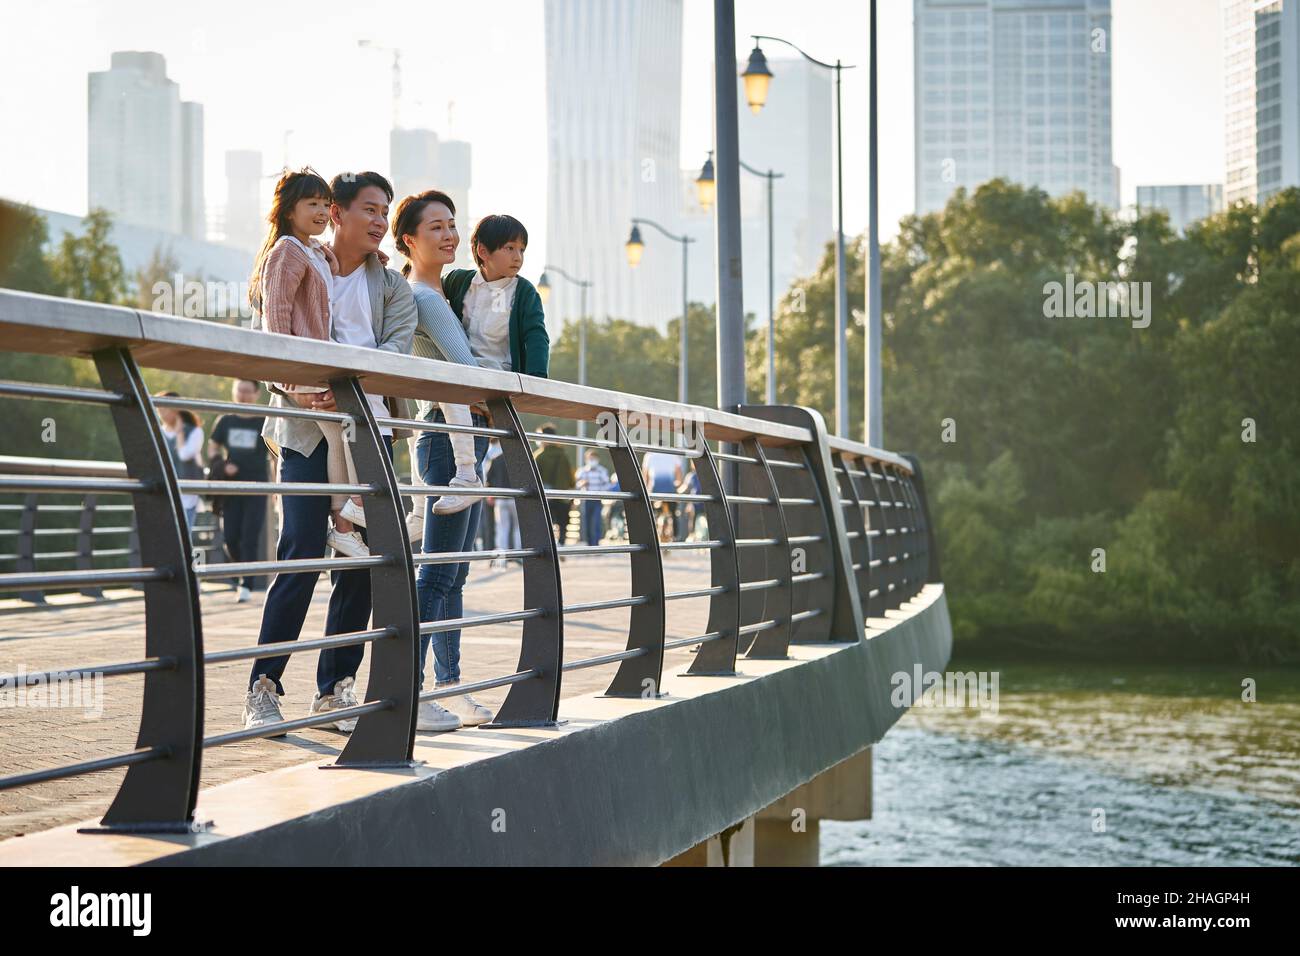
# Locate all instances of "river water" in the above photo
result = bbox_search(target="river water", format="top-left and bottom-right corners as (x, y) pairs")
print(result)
(820, 663), (1300, 866)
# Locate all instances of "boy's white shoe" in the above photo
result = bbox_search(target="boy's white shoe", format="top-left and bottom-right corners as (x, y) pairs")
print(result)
(432, 475), (484, 516)
(440, 685), (493, 726)
(405, 508), (425, 550)
(339, 498), (367, 528)
(243, 675), (286, 737)
(327, 527), (369, 558)
(235, 585), (252, 603)
(416, 700), (462, 732)
(310, 677), (360, 732)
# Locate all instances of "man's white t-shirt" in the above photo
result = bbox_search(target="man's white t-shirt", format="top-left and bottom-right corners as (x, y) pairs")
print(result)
(331, 266), (393, 436)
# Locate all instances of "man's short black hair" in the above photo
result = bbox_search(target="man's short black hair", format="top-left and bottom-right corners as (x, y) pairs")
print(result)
(331, 171), (394, 207)
(540, 422), (557, 435)
(471, 214), (528, 266)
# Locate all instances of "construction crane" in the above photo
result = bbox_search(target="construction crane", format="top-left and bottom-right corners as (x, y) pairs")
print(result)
(357, 40), (402, 130)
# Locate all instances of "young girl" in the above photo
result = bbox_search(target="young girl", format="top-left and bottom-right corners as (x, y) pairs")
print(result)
(249, 168), (368, 558)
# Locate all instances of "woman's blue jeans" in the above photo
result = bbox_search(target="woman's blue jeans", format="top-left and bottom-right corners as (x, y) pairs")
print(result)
(415, 410), (490, 687)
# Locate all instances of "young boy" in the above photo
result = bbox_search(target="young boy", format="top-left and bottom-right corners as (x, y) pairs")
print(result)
(441, 214), (550, 378)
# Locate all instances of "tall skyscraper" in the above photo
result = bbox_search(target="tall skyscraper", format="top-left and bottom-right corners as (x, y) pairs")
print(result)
(223, 149), (264, 253)
(389, 128), (473, 267)
(1224, 0), (1300, 206)
(1135, 184), (1225, 234)
(545, 0), (684, 331)
(913, 0), (1118, 215)
(88, 51), (205, 239)
(1133, 184), (1222, 234)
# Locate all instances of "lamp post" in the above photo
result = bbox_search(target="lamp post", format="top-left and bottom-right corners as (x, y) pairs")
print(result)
(538, 266), (593, 450)
(696, 150), (784, 404)
(625, 218), (696, 405)
(742, 34), (856, 436)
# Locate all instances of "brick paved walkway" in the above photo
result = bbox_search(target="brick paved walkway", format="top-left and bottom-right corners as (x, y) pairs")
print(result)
(0, 553), (712, 840)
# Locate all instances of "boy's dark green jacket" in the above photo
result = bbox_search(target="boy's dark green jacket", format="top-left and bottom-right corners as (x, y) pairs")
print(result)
(442, 269), (550, 377)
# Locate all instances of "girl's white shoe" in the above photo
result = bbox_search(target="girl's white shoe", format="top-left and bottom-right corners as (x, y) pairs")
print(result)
(339, 498), (367, 528)
(327, 527), (370, 558)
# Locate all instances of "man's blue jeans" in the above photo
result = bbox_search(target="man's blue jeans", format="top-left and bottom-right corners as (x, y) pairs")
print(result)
(416, 411), (490, 687)
(248, 436), (393, 697)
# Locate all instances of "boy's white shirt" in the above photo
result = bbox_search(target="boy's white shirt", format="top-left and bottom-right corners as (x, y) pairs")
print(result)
(463, 272), (516, 371)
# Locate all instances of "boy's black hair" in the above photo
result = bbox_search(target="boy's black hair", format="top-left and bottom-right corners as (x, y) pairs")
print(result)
(331, 171), (394, 207)
(471, 214), (528, 266)
(540, 422), (557, 435)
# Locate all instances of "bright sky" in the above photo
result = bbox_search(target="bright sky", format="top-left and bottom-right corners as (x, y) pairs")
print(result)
(0, 0), (1224, 270)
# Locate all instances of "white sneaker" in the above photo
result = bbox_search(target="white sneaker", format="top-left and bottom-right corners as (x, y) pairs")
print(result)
(405, 508), (425, 550)
(339, 498), (367, 528)
(310, 676), (360, 732)
(432, 475), (484, 516)
(440, 685), (493, 726)
(243, 675), (286, 737)
(235, 585), (252, 603)
(416, 700), (462, 732)
(327, 527), (370, 558)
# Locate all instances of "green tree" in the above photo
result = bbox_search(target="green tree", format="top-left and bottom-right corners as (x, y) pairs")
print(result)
(0, 201), (57, 294)
(49, 208), (127, 304)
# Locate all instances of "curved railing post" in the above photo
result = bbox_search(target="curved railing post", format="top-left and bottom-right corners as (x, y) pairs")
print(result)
(90, 346), (204, 832)
(738, 404), (866, 643)
(603, 413), (665, 697)
(332, 375), (420, 768)
(485, 397), (564, 726)
(77, 494), (105, 599)
(16, 493), (43, 605)
(686, 428), (741, 676)
(740, 437), (793, 659)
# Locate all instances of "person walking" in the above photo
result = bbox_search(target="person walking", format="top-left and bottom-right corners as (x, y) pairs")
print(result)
(207, 379), (269, 602)
(575, 450), (611, 546)
(534, 424), (574, 547)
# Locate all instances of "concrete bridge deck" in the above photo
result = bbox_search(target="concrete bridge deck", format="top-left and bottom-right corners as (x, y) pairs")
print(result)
(0, 569), (948, 866)
(0, 553), (720, 843)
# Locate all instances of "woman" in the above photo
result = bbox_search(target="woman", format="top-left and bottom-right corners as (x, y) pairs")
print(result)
(393, 190), (493, 733)
(156, 392), (205, 530)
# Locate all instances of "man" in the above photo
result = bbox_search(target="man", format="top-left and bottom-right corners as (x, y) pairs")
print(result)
(575, 449), (611, 546)
(533, 423), (574, 547)
(207, 379), (269, 602)
(243, 171), (417, 734)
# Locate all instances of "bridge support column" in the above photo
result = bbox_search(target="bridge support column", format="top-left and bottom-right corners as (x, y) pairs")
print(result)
(753, 747), (872, 866)
(661, 817), (755, 867)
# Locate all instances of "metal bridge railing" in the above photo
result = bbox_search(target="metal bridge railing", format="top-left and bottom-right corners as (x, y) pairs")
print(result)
(0, 288), (938, 834)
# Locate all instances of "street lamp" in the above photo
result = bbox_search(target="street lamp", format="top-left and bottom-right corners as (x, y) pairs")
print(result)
(625, 218), (695, 405)
(540, 265), (593, 449)
(742, 34), (856, 436)
(695, 151), (784, 405)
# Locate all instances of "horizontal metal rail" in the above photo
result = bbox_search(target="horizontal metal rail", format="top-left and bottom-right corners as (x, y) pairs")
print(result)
(204, 627), (395, 665)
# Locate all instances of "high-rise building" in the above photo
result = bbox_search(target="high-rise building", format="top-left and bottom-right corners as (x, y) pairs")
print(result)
(1135, 184), (1225, 233)
(389, 128), (474, 267)
(223, 150), (264, 253)
(1224, 0), (1300, 206)
(913, 0), (1118, 215)
(88, 51), (205, 239)
(545, 0), (684, 331)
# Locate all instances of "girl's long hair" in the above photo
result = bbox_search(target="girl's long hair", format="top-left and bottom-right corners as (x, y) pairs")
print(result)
(392, 189), (456, 278)
(249, 168), (332, 312)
